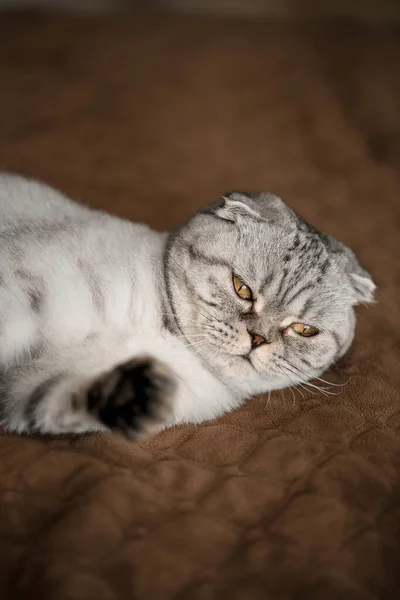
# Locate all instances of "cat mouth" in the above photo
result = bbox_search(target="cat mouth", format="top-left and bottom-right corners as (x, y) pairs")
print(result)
(240, 353), (255, 368)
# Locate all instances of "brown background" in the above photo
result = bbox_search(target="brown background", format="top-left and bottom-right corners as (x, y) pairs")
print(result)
(0, 8), (400, 600)
(2, 0), (400, 20)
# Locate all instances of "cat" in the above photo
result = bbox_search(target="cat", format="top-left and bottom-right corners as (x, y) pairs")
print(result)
(0, 174), (375, 438)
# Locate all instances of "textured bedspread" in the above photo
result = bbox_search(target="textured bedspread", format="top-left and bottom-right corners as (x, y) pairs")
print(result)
(0, 12), (400, 599)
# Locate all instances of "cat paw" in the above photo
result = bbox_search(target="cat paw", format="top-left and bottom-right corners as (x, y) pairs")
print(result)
(86, 357), (176, 439)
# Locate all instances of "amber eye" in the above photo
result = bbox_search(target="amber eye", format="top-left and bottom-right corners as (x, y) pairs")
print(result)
(233, 274), (253, 301)
(290, 323), (319, 337)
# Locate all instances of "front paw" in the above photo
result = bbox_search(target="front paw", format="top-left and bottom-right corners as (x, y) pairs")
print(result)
(87, 357), (176, 438)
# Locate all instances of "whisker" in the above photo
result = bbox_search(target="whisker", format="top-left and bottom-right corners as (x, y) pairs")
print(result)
(186, 340), (211, 350)
(312, 375), (348, 388)
(303, 381), (339, 397)
(277, 362), (326, 398)
(276, 367), (305, 401)
(185, 323), (216, 332)
(290, 363), (342, 397)
(284, 365), (334, 398)
(174, 334), (208, 340)
(287, 385), (296, 408)
(192, 302), (217, 321)
(260, 391), (272, 410)
(161, 313), (213, 328)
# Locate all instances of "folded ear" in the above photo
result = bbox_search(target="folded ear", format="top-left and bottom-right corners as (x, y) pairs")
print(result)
(350, 269), (376, 304)
(210, 192), (376, 304)
(321, 234), (376, 305)
(348, 263), (376, 304)
(210, 192), (294, 224)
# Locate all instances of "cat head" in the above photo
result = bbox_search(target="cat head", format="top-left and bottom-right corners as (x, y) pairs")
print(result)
(165, 192), (375, 396)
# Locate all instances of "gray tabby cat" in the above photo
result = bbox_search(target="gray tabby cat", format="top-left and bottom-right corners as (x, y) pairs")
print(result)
(0, 174), (375, 438)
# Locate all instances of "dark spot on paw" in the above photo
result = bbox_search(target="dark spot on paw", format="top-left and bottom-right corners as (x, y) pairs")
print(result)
(87, 358), (175, 436)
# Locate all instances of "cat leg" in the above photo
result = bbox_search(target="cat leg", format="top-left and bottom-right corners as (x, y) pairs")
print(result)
(0, 357), (176, 438)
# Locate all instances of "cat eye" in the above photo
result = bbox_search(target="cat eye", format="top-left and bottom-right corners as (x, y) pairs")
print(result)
(233, 274), (253, 301)
(290, 323), (319, 337)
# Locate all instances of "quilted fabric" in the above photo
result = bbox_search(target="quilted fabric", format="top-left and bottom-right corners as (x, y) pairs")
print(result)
(0, 12), (400, 600)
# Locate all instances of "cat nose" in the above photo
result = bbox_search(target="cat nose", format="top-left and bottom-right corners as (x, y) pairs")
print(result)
(250, 332), (267, 349)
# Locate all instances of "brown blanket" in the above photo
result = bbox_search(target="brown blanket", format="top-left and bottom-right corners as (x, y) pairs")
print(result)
(0, 12), (400, 600)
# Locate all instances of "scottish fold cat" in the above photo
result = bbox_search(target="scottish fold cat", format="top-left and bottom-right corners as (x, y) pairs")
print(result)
(0, 174), (375, 438)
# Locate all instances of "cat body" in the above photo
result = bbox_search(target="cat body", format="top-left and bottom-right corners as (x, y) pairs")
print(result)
(0, 175), (375, 438)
